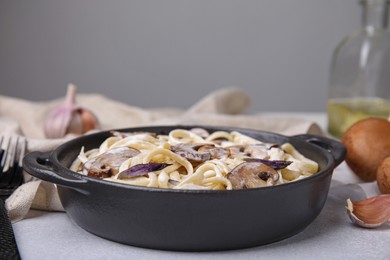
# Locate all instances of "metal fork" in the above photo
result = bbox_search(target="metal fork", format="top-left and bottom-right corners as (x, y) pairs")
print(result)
(0, 135), (26, 260)
(0, 136), (26, 195)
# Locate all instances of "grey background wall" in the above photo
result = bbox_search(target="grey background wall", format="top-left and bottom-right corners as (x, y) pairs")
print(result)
(0, 0), (360, 112)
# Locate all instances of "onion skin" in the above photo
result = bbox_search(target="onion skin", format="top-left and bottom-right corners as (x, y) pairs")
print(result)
(341, 118), (390, 182)
(117, 163), (171, 179)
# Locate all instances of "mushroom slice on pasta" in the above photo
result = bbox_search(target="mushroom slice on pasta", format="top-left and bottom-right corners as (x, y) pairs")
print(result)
(227, 162), (279, 189)
(84, 147), (140, 178)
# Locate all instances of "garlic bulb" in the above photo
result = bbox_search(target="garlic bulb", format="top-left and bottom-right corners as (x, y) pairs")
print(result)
(44, 84), (99, 139)
(346, 194), (390, 228)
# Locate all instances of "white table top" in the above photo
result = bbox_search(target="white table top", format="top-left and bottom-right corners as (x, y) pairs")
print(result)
(12, 112), (390, 260)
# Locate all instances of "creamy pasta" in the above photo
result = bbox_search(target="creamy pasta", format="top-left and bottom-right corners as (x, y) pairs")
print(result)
(70, 128), (319, 190)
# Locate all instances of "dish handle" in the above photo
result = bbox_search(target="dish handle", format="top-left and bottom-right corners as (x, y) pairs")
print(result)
(293, 134), (346, 167)
(23, 151), (88, 192)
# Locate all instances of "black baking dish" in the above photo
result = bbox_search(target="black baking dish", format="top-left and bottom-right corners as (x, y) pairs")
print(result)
(23, 125), (346, 251)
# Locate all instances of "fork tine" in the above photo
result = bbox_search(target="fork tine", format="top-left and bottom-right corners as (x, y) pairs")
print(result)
(0, 136), (4, 171)
(17, 137), (26, 167)
(0, 136), (11, 172)
(0, 137), (14, 188)
(10, 137), (26, 188)
(0, 136), (26, 191)
(7, 137), (18, 172)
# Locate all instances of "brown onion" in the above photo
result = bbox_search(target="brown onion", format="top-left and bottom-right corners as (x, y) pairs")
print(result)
(377, 156), (390, 194)
(341, 118), (390, 181)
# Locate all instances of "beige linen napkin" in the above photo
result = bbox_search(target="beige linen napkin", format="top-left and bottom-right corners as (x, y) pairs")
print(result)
(0, 87), (324, 223)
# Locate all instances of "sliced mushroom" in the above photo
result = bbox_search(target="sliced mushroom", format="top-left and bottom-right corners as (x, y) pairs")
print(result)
(197, 144), (230, 160)
(84, 146), (140, 178)
(170, 143), (212, 162)
(227, 162), (279, 189)
(243, 158), (292, 170)
(209, 147), (230, 160)
(224, 144), (265, 157)
(243, 144), (269, 158)
(196, 143), (216, 152)
(225, 145), (246, 157)
(170, 143), (231, 162)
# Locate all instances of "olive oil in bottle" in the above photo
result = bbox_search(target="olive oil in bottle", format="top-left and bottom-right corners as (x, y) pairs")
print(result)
(327, 97), (390, 138)
(327, 0), (390, 138)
